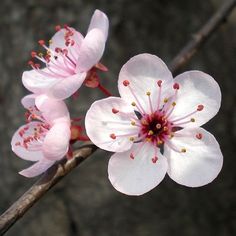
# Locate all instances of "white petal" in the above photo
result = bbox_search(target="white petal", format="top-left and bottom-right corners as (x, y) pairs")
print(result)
(118, 54), (174, 114)
(76, 28), (106, 72)
(170, 71), (221, 127)
(45, 72), (87, 100)
(85, 97), (139, 152)
(165, 127), (223, 187)
(42, 122), (70, 161)
(108, 142), (168, 195)
(11, 122), (44, 161)
(87, 9), (109, 40)
(35, 95), (70, 124)
(19, 158), (55, 178)
(22, 69), (59, 94)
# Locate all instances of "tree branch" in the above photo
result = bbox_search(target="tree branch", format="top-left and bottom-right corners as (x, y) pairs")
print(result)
(169, 0), (236, 75)
(0, 0), (235, 234)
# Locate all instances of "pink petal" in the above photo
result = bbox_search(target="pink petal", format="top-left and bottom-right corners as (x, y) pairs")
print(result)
(45, 72), (86, 100)
(108, 142), (168, 196)
(11, 122), (44, 161)
(170, 71), (221, 127)
(76, 28), (106, 72)
(85, 97), (139, 152)
(35, 95), (70, 124)
(21, 94), (36, 109)
(87, 9), (109, 40)
(42, 122), (71, 161)
(49, 27), (84, 58)
(118, 54), (174, 114)
(19, 158), (55, 178)
(22, 69), (59, 94)
(165, 127), (223, 187)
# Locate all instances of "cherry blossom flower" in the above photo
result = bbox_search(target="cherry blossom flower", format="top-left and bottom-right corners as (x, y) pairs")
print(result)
(85, 53), (223, 195)
(22, 9), (109, 100)
(11, 94), (71, 177)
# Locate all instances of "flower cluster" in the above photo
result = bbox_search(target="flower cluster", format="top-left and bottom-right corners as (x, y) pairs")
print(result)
(11, 10), (109, 177)
(11, 10), (223, 196)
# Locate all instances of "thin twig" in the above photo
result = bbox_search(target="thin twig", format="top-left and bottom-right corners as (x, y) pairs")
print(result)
(169, 0), (236, 75)
(0, 0), (235, 234)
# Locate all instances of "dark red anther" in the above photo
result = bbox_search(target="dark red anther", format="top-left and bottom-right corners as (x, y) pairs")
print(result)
(196, 133), (203, 139)
(31, 51), (37, 58)
(110, 133), (116, 139)
(157, 80), (162, 87)
(173, 83), (180, 90)
(152, 156), (158, 163)
(38, 40), (45, 46)
(55, 25), (61, 31)
(130, 153), (135, 159)
(55, 47), (62, 53)
(28, 60), (34, 66)
(112, 108), (119, 114)
(34, 63), (41, 69)
(197, 104), (204, 111)
(123, 80), (130, 86)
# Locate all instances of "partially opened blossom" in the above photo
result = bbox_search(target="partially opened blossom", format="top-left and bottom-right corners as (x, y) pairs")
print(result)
(22, 9), (109, 100)
(85, 53), (223, 195)
(11, 94), (71, 177)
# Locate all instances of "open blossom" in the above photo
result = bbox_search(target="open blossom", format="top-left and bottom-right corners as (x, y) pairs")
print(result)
(22, 9), (109, 100)
(11, 94), (71, 177)
(85, 53), (223, 195)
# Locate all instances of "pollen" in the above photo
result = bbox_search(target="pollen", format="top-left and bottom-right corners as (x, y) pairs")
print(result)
(131, 102), (136, 106)
(131, 121), (136, 126)
(110, 133), (116, 139)
(148, 130), (154, 135)
(146, 91), (151, 96)
(172, 102), (176, 106)
(190, 118), (195, 122)
(164, 98), (168, 103)
(129, 137), (135, 141)
(181, 148), (187, 153)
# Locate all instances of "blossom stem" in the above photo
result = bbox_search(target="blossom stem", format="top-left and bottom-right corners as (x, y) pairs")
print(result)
(97, 83), (112, 97)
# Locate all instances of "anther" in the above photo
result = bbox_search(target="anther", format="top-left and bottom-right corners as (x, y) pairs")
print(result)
(152, 156), (158, 163)
(157, 140), (163, 146)
(164, 98), (168, 103)
(55, 25), (61, 31)
(163, 126), (168, 131)
(130, 153), (135, 159)
(146, 138), (152, 142)
(156, 124), (161, 129)
(172, 102), (176, 106)
(129, 137), (135, 141)
(123, 80), (130, 86)
(197, 104), (204, 111)
(141, 119), (148, 125)
(181, 148), (187, 153)
(110, 133), (116, 139)
(131, 102), (136, 106)
(169, 133), (174, 139)
(48, 40), (52, 45)
(112, 108), (119, 114)
(148, 130), (154, 135)
(38, 40), (45, 46)
(173, 83), (180, 90)
(157, 80), (162, 87)
(146, 91), (151, 96)
(190, 118), (195, 122)
(31, 51), (37, 58)
(196, 133), (203, 139)
(38, 52), (43, 57)
(131, 121), (136, 126)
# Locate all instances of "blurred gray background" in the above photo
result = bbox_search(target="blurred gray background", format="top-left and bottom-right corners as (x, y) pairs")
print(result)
(0, 0), (236, 235)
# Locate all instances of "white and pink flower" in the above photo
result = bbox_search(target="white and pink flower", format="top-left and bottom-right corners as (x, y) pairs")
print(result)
(85, 53), (223, 195)
(22, 9), (109, 100)
(11, 94), (71, 177)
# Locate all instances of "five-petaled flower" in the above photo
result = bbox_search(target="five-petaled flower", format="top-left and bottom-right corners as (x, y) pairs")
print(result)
(11, 94), (71, 177)
(22, 9), (109, 100)
(85, 53), (223, 195)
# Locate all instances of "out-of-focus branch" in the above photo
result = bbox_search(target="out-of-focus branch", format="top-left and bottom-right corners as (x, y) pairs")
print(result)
(169, 0), (236, 75)
(0, 0), (235, 234)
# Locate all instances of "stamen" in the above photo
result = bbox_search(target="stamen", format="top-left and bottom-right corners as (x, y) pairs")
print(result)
(196, 133), (203, 139)
(112, 108), (119, 114)
(152, 156), (158, 163)
(157, 80), (162, 110)
(197, 105), (204, 111)
(110, 133), (116, 139)
(123, 80), (130, 86)
(146, 91), (154, 114)
(173, 83), (180, 90)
